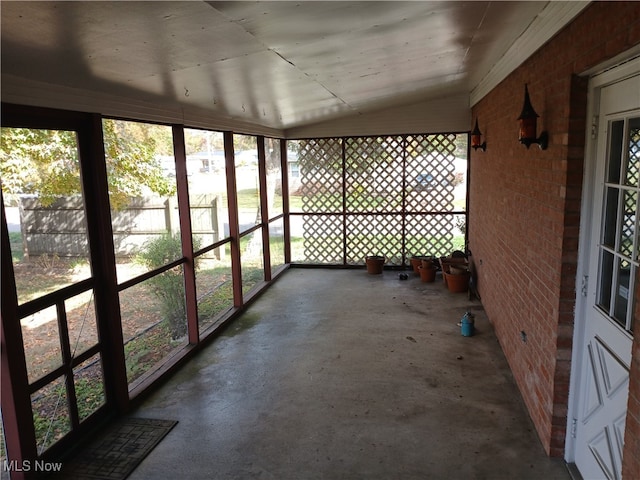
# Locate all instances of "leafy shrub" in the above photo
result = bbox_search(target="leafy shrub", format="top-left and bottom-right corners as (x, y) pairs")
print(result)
(137, 233), (199, 339)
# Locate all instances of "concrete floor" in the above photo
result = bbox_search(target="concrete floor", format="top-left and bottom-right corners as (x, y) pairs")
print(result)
(127, 268), (570, 480)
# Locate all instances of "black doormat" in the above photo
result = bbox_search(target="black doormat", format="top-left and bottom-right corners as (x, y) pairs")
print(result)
(54, 418), (178, 480)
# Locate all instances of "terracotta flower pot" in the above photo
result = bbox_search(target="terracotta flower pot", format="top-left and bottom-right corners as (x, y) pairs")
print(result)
(444, 271), (470, 293)
(421, 258), (435, 270)
(449, 264), (469, 275)
(365, 255), (385, 274)
(410, 256), (432, 274)
(418, 265), (436, 283)
(410, 256), (423, 273)
(439, 256), (468, 285)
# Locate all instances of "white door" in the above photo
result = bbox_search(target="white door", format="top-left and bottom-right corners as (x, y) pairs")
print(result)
(573, 70), (639, 480)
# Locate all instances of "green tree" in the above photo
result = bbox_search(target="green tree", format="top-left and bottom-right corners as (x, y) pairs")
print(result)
(233, 134), (257, 152)
(0, 128), (79, 205)
(102, 120), (175, 209)
(0, 121), (176, 209)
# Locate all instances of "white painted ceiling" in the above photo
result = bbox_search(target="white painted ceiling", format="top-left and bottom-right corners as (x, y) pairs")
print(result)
(0, 1), (589, 133)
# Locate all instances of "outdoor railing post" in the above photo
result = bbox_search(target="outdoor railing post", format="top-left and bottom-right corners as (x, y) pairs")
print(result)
(224, 132), (243, 308)
(172, 125), (199, 345)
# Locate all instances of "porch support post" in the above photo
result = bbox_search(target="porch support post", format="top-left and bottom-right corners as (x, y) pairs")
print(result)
(341, 139), (347, 265)
(79, 114), (129, 411)
(224, 132), (243, 308)
(401, 135), (407, 266)
(257, 136), (271, 281)
(280, 140), (291, 264)
(172, 126), (199, 344)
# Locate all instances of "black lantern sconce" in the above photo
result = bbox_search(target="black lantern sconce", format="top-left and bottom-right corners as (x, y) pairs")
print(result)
(517, 84), (548, 150)
(471, 118), (486, 151)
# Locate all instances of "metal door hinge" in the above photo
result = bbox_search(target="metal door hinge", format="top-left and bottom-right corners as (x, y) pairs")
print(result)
(571, 418), (578, 438)
(591, 116), (598, 139)
(581, 275), (589, 297)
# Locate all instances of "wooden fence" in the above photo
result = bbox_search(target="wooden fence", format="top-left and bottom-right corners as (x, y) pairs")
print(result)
(19, 194), (224, 259)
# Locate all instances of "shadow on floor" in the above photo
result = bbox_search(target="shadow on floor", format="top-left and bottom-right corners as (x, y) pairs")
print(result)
(123, 268), (570, 480)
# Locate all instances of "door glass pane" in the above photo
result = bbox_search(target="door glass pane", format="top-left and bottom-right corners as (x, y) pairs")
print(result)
(618, 189), (637, 257)
(607, 120), (624, 183)
(234, 135), (260, 233)
(598, 116), (640, 333)
(598, 250), (614, 313)
(102, 119), (179, 283)
(613, 258), (631, 326)
(602, 187), (619, 248)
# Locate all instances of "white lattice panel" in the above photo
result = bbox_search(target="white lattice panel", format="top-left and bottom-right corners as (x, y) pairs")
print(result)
(290, 134), (466, 265)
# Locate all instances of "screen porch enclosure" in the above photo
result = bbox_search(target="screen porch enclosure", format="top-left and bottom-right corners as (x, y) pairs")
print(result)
(289, 134), (468, 266)
(0, 103), (468, 465)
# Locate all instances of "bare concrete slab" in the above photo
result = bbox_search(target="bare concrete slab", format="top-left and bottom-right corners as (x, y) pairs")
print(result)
(127, 268), (570, 480)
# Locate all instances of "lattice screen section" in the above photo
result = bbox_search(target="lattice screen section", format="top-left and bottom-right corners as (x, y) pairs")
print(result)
(627, 122), (639, 188)
(297, 214), (344, 264)
(630, 122), (640, 261)
(405, 213), (466, 259)
(298, 138), (343, 213)
(345, 136), (404, 213)
(290, 134), (466, 266)
(405, 134), (458, 212)
(345, 215), (404, 265)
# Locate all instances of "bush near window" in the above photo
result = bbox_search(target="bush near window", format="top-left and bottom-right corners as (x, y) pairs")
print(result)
(137, 233), (200, 340)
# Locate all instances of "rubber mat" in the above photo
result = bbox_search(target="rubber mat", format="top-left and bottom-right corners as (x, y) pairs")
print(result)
(53, 418), (178, 480)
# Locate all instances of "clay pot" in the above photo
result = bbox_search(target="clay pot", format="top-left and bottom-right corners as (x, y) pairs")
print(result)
(444, 271), (470, 293)
(410, 256), (432, 274)
(410, 256), (423, 273)
(365, 255), (385, 274)
(439, 256), (468, 284)
(418, 264), (436, 283)
(421, 258), (435, 270)
(449, 264), (469, 275)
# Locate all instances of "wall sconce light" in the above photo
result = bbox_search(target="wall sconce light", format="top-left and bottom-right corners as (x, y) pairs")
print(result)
(517, 84), (548, 150)
(471, 118), (486, 151)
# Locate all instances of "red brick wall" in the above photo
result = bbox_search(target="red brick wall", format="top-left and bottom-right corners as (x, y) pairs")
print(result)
(469, 1), (640, 461)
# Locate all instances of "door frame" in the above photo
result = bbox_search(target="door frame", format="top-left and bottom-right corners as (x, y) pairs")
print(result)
(566, 55), (640, 466)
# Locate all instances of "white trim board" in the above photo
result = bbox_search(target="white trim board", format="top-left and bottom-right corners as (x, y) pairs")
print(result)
(470, 1), (591, 107)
